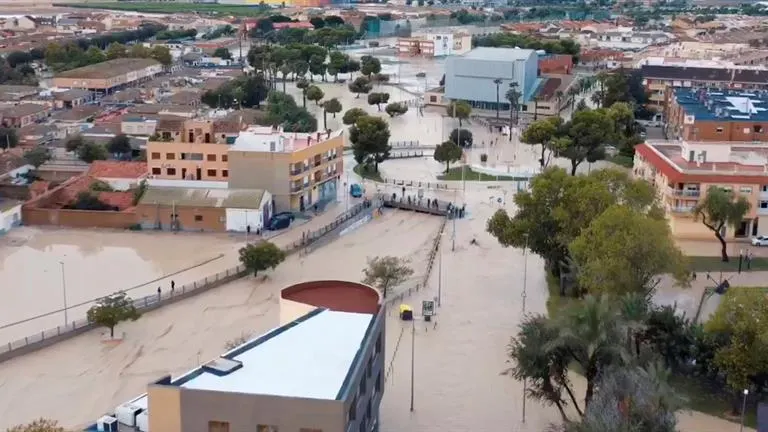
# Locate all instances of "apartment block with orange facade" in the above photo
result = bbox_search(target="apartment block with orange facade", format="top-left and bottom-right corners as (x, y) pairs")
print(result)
(634, 140), (768, 240)
(147, 119), (241, 182)
(666, 88), (768, 142)
(227, 127), (343, 212)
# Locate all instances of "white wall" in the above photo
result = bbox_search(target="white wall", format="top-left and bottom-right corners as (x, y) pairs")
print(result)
(226, 208), (265, 232)
(0, 203), (21, 233)
(99, 177), (141, 191)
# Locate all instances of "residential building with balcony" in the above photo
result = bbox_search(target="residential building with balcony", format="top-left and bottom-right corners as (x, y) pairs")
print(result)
(83, 280), (385, 432)
(146, 119), (239, 182)
(666, 88), (768, 142)
(227, 127), (344, 212)
(634, 140), (768, 240)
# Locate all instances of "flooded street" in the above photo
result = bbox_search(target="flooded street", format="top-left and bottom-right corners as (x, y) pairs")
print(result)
(0, 228), (240, 343)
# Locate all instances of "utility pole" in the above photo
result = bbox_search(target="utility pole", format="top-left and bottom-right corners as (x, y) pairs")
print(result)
(438, 239), (443, 307)
(59, 261), (68, 327)
(410, 315), (415, 412)
(522, 233), (529, 424)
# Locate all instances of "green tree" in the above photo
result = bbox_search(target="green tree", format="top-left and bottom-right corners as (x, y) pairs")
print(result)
(505, 314), (577, 421)
(23, 146), (50, 168)
(449, 128), (472, 147)
(706, 287), (768, 411)
(296, 78), (309, 107)
(569, 205), (689, 296)
(561, 109), (611, 175)
(446, 100), (471, 127)
(550, 295), (626, 408)
(361, 256), (414, 298)
(487, 168), (662, 280)
(306, 85), (324, 106)
(107, 134), (132, 157)
(348, 76), (373, 98)
(213, 47), (233, 60)
(360, 55), (382, 76)
(350, 115), (391, 171)
(77, 142), (109, 163)
(308, 54), (326, 82)
(7, 418), (66, 432)
(521, 117), (560, 168)
(384, 102), (408, 117)
(367, 92), (390, 111)
(693, 187), (751, 262)
(238, 242), (286, 277)
(86, 292), (141, 338)
(84, 46), (105, 65)
(0, 127), (18, 150)
(105, 42), (127, 60)
(321, 97), (342, 129)
(342, 107), (366, 125)
(65, 135), (86, 153)
(433, 140), (462, 172)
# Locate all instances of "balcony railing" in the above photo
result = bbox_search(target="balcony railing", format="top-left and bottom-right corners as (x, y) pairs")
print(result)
(290, 166), (303, 176)
(670, 206), (695, 214)
(290, 183), (304, 193)
(758, 207), (768, 215)
(668, 188), (701, 198)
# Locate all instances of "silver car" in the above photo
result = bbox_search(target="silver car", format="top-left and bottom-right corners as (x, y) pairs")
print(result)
(751, 235), (768, 246)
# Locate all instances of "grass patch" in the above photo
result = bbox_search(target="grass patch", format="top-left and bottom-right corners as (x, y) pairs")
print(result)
(688, 255), (768, 272)
(353, 164), (384, 183)
(57, 2), (270, 16)
(671, 375), (757, 428)
(607, 154), (634, 168)
(437, 166), (527, 181)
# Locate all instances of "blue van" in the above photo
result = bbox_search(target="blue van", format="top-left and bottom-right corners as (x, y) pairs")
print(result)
(350, 183), (363, 198)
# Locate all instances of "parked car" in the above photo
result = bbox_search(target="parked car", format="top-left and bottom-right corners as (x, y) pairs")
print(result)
(751, 235), (768, 246)
(271, 211), (295, 222)
(266, 213), (293, 231)
(350, 183), (363, 198)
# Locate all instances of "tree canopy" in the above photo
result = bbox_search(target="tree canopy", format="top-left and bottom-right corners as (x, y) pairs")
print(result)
(238, 242), (286, 277)
(86, 292), (141, 338)
(361, 256), (414, 298)
(693, 187), (751, 262)
(350, 115), (391, 171)
(433, 140), (463, 173)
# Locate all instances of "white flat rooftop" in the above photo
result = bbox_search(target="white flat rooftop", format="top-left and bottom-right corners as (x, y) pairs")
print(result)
(180, 309), (374, 400)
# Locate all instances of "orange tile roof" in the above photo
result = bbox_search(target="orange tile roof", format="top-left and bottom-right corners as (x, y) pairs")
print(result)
(98, 191), (135, 210)
(87, 161), (147, 179)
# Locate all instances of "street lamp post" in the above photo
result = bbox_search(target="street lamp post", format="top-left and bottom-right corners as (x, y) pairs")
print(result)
(410, 315), (415, 412)
(522, 233), (529, 424)
(740, 389), (749, 432)
(59, 261), (68, 327)
(438, 236), (443, 307)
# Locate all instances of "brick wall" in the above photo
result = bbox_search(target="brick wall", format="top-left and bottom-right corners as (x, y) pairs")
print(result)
(22, 207), (137, 228)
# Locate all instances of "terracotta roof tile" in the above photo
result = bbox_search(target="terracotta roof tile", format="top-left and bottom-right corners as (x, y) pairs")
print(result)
(87, 161), (147, 179)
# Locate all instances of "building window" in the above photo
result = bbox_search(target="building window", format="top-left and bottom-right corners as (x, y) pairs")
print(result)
(181, 152), (204, 161)
(256, 426), (278, 432)
(207, 154), (217, 162)
(762, 185), (768, 192)
(222, 170), (228, 178)
(359, 373), (366, 394)
(759, 200), (768, 209)
(222, 154), (228, 162)
(716, 126), (724, 133)
(195, 215), (203, 222)
(151, 152), (161, 160)
(375, 371), (382, 393)
(166, 153), (175, 160)
(167, 168), (177, 176)
(755, 125), (764, 133)
(208, 421), (229, 432)
(151, 167), (161, 175)
(740, 187), (753, 194)
(375, 333), (382, 355)
(366, 357), (372, 377)
(207, 169), (217, 177)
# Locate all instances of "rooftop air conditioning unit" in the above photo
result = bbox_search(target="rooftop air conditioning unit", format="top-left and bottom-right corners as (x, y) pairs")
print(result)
(96, 416), (118, 432)
(115, 403), (143, 427)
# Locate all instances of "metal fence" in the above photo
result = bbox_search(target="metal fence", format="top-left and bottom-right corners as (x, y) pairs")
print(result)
(380, 178), (453, 191)
(0, 202), (383, 362)
(390, 140), (421, 148)
(0, 264), (246, 359)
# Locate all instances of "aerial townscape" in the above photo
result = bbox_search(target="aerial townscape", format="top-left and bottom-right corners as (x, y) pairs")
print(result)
(4, 0), (768, 431)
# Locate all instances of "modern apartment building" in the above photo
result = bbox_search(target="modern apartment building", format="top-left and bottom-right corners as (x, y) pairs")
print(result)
(84, 280), (385, 432)
(634, 140), (768, 240)
(146, 119), (240, 182)
(639, 60), (768, 112)
(227, 127), (343, 212)
(53, 58), (163, 93)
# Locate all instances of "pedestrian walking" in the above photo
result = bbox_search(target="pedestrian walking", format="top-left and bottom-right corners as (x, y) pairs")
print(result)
(157, 286), (161, 299)
(171, 280), (175, 291)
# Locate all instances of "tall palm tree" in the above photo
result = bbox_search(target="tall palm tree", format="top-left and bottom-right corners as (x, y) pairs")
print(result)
(505, 83), (521, 140)
(567, 85), (580, 114)
(493, 77), (503, 118)
(619, 293), (650, 357)
(547, 295), (626, 408)
(555, 90), (564, 116)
